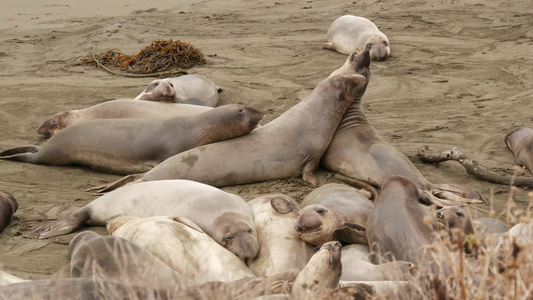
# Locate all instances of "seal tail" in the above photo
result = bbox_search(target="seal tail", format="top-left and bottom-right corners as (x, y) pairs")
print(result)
(0, 145), (40, 163)
(86, 174), (142, 194)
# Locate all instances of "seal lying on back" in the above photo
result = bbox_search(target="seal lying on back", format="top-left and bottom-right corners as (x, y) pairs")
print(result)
(33, 180), (259, 262)
(1, 104), (264, 175)
(321, 50), (482, 207)
(37, 99), (212, 137)
(505, 126), (533, 173)
(89, 51), (371, 193)
(135, 74), (221, 106)
(323, 15), (390, 60)
(0, 191), (18, 232)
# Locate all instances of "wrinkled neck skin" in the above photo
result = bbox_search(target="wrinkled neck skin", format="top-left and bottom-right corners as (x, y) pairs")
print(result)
(336, 99), (375, 134)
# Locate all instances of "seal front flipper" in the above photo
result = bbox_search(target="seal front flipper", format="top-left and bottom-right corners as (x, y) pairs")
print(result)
(33, 210), (90, 239)
(86, 174), (142, 194)
(0, 145), (40, 163)
(332, 223), (367, 245)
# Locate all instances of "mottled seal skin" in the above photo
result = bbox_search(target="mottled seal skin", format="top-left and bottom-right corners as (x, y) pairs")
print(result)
(0, 191), (18, 232)
(291, 241), (342, 300)
(505, 126), (533, 173)
(89, 51), (371, 193)
(37, 99), (212, 137)
(246, 194), (309, 277)
(295, 183), (373, 246)
(321, 50), (482, 207)
(135, 74), (221, 107)
(1, 104), (264, 175)
(108, 215), (256, 284)
(323, 15), (390, 60)
(366, 175), (435, 265)
(69, 231), (193, 288)
(33, 180), (259, 262)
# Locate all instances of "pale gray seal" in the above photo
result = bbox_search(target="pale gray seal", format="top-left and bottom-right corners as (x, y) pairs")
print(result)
(1, 104), (264, 175)
(134, 74), (221, 106)
(33, 179), (259, 261)
(37, 99), (211, 137)
(323, 15), (390, 60)
(505, 126), (533, 173)
(0, 191), (17, 232)
(88, 51), (371, 193)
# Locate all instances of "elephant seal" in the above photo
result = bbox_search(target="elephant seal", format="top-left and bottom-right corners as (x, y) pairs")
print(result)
(0, 191), (17, 232)
(294, 183), (373, 246)
(1, 104), (264, 175)
(33, 179), (259, 261)
(69, 231), (193, 288)
(89, 51), (371, 193)
(505, 126), (533, 173)
(246, 194), (309, 277)
(433, 206), (476, 236)
(37, 100), (212, 137)
(108, 215), (256, 284)
(135, 74), (221, 106)
(323, 15), (390, 60)
(366, 175), (435, 265)
(291, 241), (342, 300)
(321, 49), (482, 207)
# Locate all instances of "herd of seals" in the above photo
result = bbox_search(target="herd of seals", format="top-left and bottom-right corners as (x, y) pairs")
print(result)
(1, 14), (533, 299)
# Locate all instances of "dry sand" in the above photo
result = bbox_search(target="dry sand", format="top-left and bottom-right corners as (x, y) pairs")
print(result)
(0, 0), (532, 282)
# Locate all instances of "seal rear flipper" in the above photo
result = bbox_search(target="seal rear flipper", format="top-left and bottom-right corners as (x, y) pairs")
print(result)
(0, 145), (40, 162)
(86, 174), (142, 194)
(33, 210), (90, 239)
(332, 223), (367, 245)
(432, 183), (482, 201)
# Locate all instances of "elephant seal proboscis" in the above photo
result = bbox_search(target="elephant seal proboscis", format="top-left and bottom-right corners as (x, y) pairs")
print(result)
(321, 49), (482, 207)
(37, 99), (212, 137)
(69, 231), (193, 288)
(294, 183), (373, 246)
(246, 194), (309, 277)
(33, 179), (259, 261)
(366, 175), (435, 265)
(1, 104), (265, 175)
(108, 215), (256, 284)
(0, 191), (17, 232)
(88, 51), (371, 193)
(291, 241), (342, 300)
(135, 74), (221, 106)
(505, 126), (533, 173)
(323, 15), (390, 60)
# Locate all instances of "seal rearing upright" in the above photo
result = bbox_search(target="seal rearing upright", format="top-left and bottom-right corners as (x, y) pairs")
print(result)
(89, 51), (371, 193)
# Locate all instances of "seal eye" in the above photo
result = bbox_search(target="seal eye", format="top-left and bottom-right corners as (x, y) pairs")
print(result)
(367, 43), (373, 47)
(50, 120), (58, 128)
(153, 83), (159, 87)
(247, 228), (253, 234)
(437, 212), (444, 218)
(169, 83), (174, 88)
(455, 212), (464, 218)
(316, 209), (326, 215)
(238, 109), (244, 113)
(383, 41), (388, 46)
(223, 236), (234, 244)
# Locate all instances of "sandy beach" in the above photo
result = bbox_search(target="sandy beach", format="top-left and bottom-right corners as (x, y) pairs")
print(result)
(0, 0), (532, 283)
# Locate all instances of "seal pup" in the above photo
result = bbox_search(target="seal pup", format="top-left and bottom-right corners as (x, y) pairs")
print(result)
(291, 241), (342, 300)
(108, 215), (256, 284)
(505, 126), (533, 173)
(69, 231), (194, 288)
(37, 100), (212, 137)
(135, 74), (221, 107)
(323, 15), (390, 60)
(33, 179), (259, 261)
(1, 104), (265, 175)
(88, 51), (371, 193)
(321, 49), (482, 207)
(246, 194), (309, 277)
(0, 191), (17, 232)
(294, 183), (373, 246)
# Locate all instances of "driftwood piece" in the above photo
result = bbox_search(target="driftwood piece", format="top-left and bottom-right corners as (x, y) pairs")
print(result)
(417, 146), (533, 187)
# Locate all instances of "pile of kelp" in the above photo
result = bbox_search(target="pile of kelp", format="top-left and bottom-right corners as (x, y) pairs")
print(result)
(82, 39), (206, 77)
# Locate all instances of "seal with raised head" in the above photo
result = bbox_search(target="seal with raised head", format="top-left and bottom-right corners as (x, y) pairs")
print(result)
(37, 99), (212, 137)
(246, 194), (310, 277)
(33, 179), (259, 262)
(505, 126), (533, 173)
(135, 74), (221, 107)
(321, 50), (482, 207)
(433, 206), (477, 236)
(1, 104), (264, 175)
(88, 51), (371, 193)
(0, 191), (18, 232)
(108, 215), (256, 284)
(295, 183), (373, 246)
(69, 231), (194, 288)
(323, 15), (390, 60)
